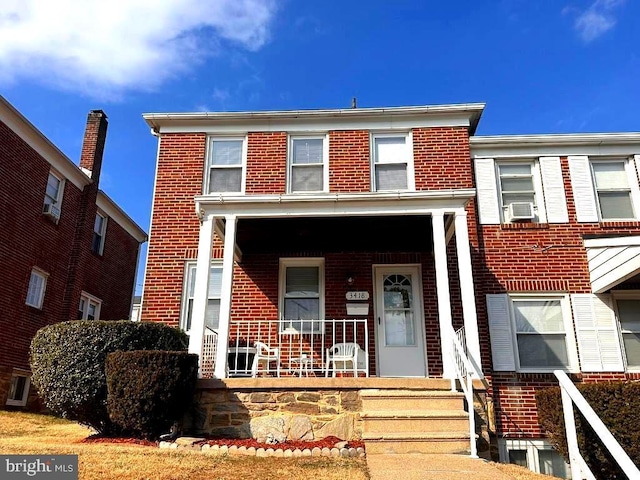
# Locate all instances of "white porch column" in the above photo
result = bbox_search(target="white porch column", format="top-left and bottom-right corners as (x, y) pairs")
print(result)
(454, 210), (483, 377)
(189, 214), (215, 376)
(214, 214), (237, 379)
(432, 211), (455, 379)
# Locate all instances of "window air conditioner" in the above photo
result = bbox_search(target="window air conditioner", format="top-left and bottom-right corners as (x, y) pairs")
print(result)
(43, 203), (61, 221)
(508, 202), (534, 221)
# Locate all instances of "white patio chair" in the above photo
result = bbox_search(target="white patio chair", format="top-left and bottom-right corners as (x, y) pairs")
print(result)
(251, 341), (281, 377)
(325, 342), (361, 377)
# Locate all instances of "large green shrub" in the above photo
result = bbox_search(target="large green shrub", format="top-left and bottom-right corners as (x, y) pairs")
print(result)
(106, 351), (198, 438)
(30, 320), (188, 434)
(536, 382), (640, 479)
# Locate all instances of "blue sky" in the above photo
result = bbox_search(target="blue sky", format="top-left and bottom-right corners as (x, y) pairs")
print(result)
(1, 0), (639, 294)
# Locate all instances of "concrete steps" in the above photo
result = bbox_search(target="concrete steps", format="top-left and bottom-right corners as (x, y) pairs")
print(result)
(361, 388), (472, 455)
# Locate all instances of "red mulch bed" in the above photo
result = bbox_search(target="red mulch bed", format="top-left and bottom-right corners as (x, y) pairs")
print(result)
(82, 434), (365, 451)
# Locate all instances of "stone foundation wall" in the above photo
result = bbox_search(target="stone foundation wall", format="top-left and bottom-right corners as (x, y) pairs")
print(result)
(189, 387), (363, 442)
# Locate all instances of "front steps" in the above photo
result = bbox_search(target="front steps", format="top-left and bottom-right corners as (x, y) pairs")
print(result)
(361, 388), (472, 455)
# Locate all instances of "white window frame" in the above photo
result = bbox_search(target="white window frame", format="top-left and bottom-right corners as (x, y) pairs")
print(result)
(92, 211), (107, 255)
(78, 292), (102, 320)
(509, 294), (578, 373)
(44, 170), (64, 208)
(279, 258), (325, 334)
(6, 373), (30, 407)
(287, 134), (329, 194)
(205, 136), (247, 194)
(180, 261), (223, 334)
(499, 439), (570, 478)
(589, 158), (640, 221)
(495, 159), (546, 223)
(25, 268), (48, 309)
(612, 291), (640, 372)
(370, 132), (415, 192)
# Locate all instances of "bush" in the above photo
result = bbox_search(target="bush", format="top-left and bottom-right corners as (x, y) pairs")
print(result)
(30, 320), (188, 434)
(106, 350), (198, 438)
(536, 381), (640, 479)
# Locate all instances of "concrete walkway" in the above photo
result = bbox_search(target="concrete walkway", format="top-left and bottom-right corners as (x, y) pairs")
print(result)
(366, 454), (517, 480)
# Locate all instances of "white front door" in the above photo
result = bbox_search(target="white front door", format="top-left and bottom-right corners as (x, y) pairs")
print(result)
(374, 265), (427, 377)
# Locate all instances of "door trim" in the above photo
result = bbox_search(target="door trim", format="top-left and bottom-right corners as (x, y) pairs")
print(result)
(372, 264), (428, 377)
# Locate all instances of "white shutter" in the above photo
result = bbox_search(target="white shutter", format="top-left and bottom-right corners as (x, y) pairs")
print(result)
(487, 294), (516, 371)
(628, 155), (640, 218)
(539, 157), (569, 223)
(634, 155), (640, 186)
(475, 158), (501, 225)
(571, 294), (624, 372)
(568, 156), (599, 222)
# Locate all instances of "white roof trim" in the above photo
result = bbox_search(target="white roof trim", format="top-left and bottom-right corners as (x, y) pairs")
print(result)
(143, 103), (485, 135)
(585, 236), (640, 292)
(471, 132), (640, 158)
(0, 96), (91, 189)
(96, 191), (148, 243)
(195, 189), (475, 219)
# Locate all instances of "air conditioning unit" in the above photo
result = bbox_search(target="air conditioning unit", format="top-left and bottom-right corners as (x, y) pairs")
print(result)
(508, 202), (534, 221)
(42, 203), (61, 221)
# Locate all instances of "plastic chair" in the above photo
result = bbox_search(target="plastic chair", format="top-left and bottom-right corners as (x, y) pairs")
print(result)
(251, 341), (281, 377)
(325, 342), (361, 377)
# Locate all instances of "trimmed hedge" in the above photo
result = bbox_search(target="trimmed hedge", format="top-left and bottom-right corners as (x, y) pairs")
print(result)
(536, 381), (640, 479)
(106, 350), (198, 438)
(30, 320), (188, 434)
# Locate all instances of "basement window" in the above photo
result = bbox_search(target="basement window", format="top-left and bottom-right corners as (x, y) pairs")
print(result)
(500, 439), (569, 478)
(6, 374), (30, 407)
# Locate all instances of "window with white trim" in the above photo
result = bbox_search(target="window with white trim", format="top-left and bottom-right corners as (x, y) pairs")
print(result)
(288, 136), (328, 193)
(371, 133), (414, 191)
(280, 258), (324, 334)
(591, 159), (637, 220)
(614, 296), (640, 369)
(92, 212), (107, 255)
(181, 262), (222, 333)
(496, 161), (545, 223)
(78, 293), (101, 320)
(43, 170), (63, 221)
(487, 294), (578, 372)
(6, 374), (30, 407)
(206, 138), (246, 193)
(500, 439), (569, 478)
(26, 268), (47, 309)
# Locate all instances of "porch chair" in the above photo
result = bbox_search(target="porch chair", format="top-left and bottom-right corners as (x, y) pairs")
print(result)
(251, 341), (281, 377)
(325, 342), (362, 377)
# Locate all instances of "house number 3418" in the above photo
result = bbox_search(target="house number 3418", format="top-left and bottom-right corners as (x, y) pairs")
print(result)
(346, 291), (369, 301)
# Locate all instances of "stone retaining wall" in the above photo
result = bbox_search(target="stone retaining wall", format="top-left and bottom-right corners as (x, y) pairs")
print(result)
(189, 386), (363, 442)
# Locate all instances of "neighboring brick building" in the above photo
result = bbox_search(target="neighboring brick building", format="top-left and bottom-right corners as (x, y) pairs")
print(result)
(0, 96), (147, 409)
(141, 104), (640, 476)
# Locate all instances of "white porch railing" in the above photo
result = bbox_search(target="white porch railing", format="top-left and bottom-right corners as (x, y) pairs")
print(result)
(450, 326), (478, 458)
(554, 370), (640, 480)
(201, 318), (369, 379)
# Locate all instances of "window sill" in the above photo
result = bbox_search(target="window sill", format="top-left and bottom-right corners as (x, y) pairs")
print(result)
(5, 399), (27, 407)
(501, 222), (549, 230)
(599, 220), (640, 229)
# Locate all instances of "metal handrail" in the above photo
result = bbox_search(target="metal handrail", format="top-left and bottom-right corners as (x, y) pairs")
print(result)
(554, 370), (640, 480)
(450, 326), (478, 458)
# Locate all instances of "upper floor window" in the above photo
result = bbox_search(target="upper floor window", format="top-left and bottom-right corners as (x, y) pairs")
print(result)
(372, 133), (414, 192)
(288, 136), (328, 193)
(26, 268), (47, 309)
(280, 258), (324, 334)
(78, 292), (101, 320)
(591, 160), (636, 220)
(206, 138), (246, 194)
(497, 162), (543, 223)
(43, 171), (63, 222)
(181, 262), (222, 333)
(92, 212), (107, 255)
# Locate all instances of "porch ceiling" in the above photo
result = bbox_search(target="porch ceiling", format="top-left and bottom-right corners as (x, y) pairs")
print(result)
(236, 215), (434, 254)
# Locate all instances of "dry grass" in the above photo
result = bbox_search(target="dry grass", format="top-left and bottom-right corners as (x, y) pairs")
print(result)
(0, 411), (369, 480)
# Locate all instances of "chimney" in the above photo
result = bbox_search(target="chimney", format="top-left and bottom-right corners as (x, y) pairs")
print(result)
(79, 110), (108, 185)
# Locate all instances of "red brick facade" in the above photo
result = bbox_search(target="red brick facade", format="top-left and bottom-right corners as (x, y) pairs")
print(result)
(0, 99), (145, 409)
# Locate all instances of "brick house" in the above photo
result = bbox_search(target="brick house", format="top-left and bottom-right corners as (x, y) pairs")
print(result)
(0, 96), (147, 409)
(141, 103), (640, 476)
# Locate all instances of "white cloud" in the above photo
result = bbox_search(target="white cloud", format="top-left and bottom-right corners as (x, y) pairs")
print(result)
(570, 0), (625, 42)
(0, 0), (277, 100)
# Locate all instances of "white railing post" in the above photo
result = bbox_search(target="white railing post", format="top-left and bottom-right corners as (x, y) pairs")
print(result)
(560, 387), (582, 480)
(450, 326), (478, 458)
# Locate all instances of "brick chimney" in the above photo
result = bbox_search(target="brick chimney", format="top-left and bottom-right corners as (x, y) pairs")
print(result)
(79, 110), (108, 185)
